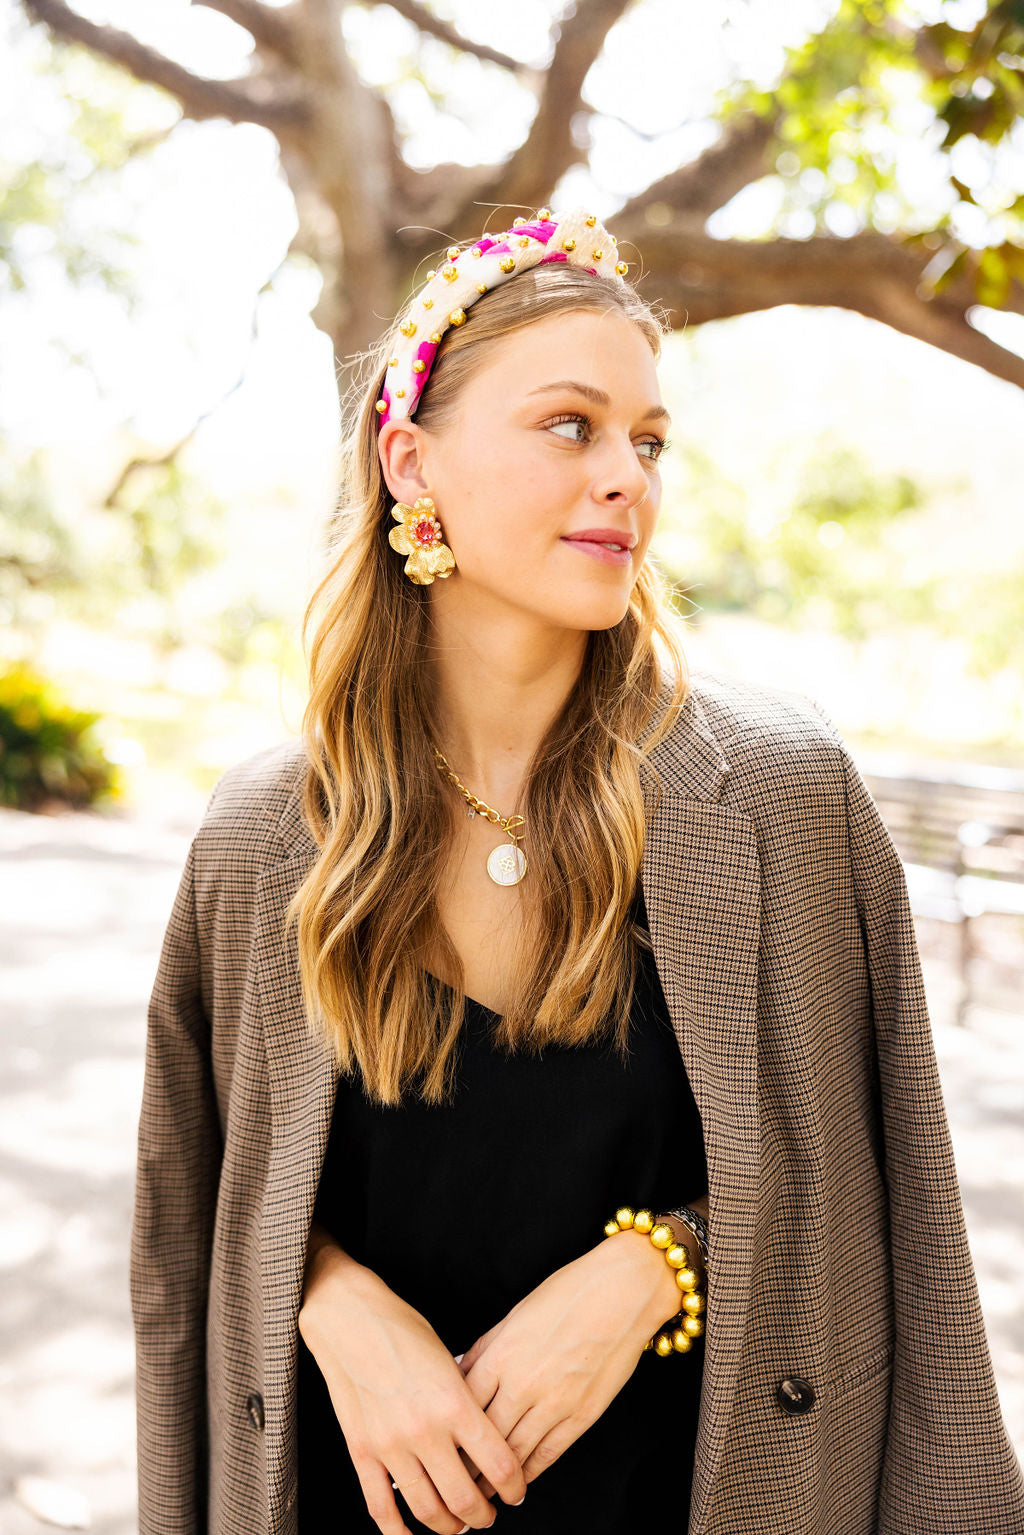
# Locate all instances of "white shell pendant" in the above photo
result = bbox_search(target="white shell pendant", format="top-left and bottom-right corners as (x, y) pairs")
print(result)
(486, 842), (528, 886)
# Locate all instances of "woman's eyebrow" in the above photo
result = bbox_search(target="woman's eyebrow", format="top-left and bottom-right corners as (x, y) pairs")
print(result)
(526, 379), (671, 426)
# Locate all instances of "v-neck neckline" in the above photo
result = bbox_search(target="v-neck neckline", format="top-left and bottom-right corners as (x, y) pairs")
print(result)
(423, 971), (502, 1019)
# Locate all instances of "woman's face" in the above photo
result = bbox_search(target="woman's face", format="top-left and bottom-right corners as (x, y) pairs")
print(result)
(378, 307), (669, 634)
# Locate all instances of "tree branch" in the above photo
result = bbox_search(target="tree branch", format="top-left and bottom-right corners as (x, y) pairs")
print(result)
(469, 0), (637, 220)
(376, 0), (529, 73)
(21, 0), (311, 135)
(624, 222), (1024, 390)
(927, 245), (1024, 324)
(188, 0), (304, 69)
(618, 110), (781, 222)
(290, 0), (411, 349)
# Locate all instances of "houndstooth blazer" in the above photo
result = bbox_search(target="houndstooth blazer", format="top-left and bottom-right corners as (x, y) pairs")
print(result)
(130, 668), (1024, 1535)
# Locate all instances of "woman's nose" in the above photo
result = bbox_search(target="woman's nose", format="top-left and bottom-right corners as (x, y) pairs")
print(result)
(599, 436), (653, 505)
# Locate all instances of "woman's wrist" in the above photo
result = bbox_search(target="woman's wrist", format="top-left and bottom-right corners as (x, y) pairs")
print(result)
(599, 1220), (695, 1338)
(592, 1224), (675, 1340)
(604, 1199), (709, 1338)
(299, 1221), (394, 1350)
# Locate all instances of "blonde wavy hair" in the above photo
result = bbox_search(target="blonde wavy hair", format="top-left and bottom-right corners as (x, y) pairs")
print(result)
(284, 254), (691, 1106)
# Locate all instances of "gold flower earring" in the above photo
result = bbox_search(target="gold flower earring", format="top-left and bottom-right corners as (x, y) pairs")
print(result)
(388, 494), (456, 585)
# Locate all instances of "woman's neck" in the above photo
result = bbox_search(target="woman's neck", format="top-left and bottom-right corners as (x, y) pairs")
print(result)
(426, 603), (587, 811)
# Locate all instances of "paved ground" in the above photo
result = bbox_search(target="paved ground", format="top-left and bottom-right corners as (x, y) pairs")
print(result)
(1, 802), (1022, 1533)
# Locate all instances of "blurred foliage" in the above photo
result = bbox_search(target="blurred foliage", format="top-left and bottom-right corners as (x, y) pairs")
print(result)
(0, 661), (120, 809)
(950, 554), (1024, 676)
(0, 425), (301, 742)
(1, 11), (285, 709)
(929, 0), (1024, 151)
(0, 438), (228, 641)
(0, 444), (75, 607)
(720, 0), (1024, 301)
(1, 9), (173, 311)
(213, 600), (298, 670)
(107, 459), (229, 611)
(668, 435), (1023, 677)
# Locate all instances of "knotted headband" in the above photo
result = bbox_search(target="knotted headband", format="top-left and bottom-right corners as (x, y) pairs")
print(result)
(374, 205), (631, 430)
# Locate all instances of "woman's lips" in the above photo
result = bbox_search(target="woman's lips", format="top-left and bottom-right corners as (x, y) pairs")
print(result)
(560, 538), (632, 568)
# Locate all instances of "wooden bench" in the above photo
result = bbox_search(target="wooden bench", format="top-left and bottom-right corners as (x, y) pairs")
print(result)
(858, 755), (1024, 1025)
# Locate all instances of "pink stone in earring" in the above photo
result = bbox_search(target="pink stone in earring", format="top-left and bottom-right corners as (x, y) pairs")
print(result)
(413, 513), (441, 547)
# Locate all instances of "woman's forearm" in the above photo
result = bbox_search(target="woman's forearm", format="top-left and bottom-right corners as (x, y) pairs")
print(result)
(303, 1217), (348, 1294)
(302, 1199), (711, 1358)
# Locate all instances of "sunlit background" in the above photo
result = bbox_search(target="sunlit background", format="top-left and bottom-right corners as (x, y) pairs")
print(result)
(2, 0), (1023, 1530)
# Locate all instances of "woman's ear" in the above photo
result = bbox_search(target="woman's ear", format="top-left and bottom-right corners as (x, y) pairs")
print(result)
(377, 419), (432, 505)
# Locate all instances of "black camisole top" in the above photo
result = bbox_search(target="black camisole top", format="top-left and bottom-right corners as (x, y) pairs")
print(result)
(297, 881), (708, 1532)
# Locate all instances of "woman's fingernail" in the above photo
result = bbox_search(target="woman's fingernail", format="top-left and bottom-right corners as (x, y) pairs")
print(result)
(514, 1494), (526, 1504)
(457, 1525), (470, 1533)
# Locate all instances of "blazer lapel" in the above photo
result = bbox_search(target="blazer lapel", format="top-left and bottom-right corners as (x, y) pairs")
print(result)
(643, 693), (762, 1532)
(254, 681), (761, 1535)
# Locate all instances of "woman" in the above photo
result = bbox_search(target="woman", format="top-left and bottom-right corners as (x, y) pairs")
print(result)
(130, 207), (1024, 1535)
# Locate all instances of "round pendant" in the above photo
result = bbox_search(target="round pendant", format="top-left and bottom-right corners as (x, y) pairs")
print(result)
(487, 842), (528, 886)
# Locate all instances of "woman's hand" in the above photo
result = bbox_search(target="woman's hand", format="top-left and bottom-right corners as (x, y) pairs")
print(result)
(453, 1228), (682, 1500)
(299, 1235), (527, 1534)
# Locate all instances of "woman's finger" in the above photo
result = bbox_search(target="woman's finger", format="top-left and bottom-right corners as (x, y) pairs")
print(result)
(466, 1370), (601, 1499)
(406, 1442), (498, 1531)
(350, 1455), (413, 1535)
(456, 1445), (484, 1483)
(453, 1399), (529, 1510)
(384, 1452), (481, 1535)
(518, 1412), (591, 1483)
(457, 1380), (537, 1505)
(458, 1325), (500, 1375)
(459, 1355), (501, 1414)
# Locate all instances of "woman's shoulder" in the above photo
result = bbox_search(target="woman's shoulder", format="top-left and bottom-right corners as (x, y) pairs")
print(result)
(686, 667), (842, 752)
(667, 666), (849, 808)
(193, 736), (311, 865)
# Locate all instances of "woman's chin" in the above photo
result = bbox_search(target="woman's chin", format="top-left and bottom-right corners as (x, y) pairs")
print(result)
(547, 592), (634, 633)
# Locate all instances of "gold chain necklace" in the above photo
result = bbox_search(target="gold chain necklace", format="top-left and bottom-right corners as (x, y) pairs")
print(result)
(431, 746), (528, 886)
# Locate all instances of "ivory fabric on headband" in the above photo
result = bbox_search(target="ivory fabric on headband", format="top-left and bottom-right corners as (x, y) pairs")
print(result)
(374, 205), (631, 430)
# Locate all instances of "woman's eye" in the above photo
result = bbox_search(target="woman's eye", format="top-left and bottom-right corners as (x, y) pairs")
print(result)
(546, 413), (668, 462)
(547, 413), (590, 443)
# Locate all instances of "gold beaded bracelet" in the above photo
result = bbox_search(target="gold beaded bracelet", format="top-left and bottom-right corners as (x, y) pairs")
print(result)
(603, 1205), (707, 1357)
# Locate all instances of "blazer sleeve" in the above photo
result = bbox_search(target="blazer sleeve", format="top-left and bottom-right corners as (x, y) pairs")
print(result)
(130, 832), (223, 1535)
(810, 698), (1024, 1531)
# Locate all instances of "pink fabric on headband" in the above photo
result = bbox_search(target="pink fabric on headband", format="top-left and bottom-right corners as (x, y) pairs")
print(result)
(477, 220), (556, 255)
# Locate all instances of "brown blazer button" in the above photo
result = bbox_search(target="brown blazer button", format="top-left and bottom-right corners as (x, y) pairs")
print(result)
(246, 1392), (266, 1430)
(776, 1377), (816, 1414)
